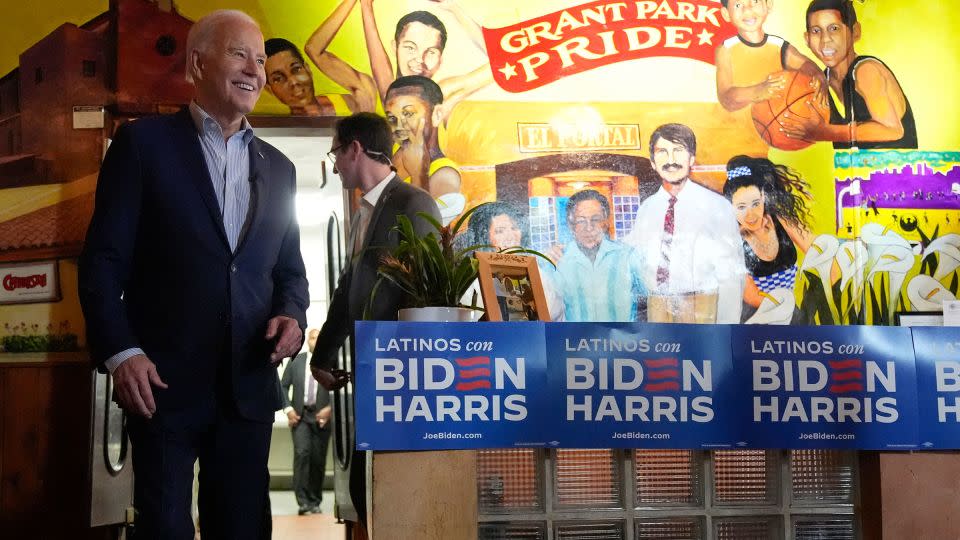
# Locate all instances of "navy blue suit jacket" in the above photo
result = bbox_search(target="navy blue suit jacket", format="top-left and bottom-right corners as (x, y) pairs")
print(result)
(79, 110), (309, 423)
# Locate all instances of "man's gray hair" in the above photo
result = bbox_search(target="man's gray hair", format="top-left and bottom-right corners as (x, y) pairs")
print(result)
(185, 10), (260, 83)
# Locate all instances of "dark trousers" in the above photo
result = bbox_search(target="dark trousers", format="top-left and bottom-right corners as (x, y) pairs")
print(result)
(128, 403), (273, 540)
(291, 406), (331, 508)
(350, 448), (367, 528)
(497, 296), (509, 320)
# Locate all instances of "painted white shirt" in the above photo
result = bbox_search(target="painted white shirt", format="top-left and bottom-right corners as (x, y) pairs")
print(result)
(623, 180), (746, 323)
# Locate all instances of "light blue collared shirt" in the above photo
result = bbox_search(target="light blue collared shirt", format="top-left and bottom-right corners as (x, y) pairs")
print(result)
(188, 101), (255, 252)
(105, 103), (255, 373)
(550, 237), (646, 322)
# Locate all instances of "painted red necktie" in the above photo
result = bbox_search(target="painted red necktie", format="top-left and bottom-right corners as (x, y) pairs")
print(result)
(656, 196), (678, 286)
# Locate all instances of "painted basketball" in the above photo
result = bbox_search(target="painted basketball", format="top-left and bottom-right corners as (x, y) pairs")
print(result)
(751, 70), (829, 151)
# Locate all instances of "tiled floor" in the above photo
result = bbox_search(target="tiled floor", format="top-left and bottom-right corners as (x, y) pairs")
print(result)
(271, 490), (345, 540)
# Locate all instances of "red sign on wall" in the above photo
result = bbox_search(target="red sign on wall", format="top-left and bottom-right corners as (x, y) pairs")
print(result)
(482, 0), (737, 92)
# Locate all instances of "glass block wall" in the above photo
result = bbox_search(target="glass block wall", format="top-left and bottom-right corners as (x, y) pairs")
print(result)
(478, 449), (859, 540)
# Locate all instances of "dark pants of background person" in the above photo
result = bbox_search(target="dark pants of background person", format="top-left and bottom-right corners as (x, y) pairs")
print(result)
(292, 404), (331, 509)
(127, 392), (272, 540)
(497, 296), (509, 320)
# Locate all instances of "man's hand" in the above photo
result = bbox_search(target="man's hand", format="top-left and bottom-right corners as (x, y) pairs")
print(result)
(286, 409), (301, 428)
(112, 354), (168, 418)
(311, 366), (351, 391)
(546, 244), (564, 265)
(752, 73), (787, 103)
(265, 316), (303, 363)
(781, 101), (828, 142)
(316, 405), (333, 428)
(810, 70), (828, 104)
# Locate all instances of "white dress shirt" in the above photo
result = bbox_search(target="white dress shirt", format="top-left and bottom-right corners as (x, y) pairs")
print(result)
(623, 180), (746, 323)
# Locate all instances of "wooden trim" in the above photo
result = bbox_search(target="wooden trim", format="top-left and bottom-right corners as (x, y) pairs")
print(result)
(0, 351), (89, 367)
(0, 245), (81, 264)
(858, 451), (882, 540)
(248, 115), (339, 129)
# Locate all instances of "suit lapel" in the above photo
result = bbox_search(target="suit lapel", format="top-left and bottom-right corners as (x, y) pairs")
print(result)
(236, 137), (270, 253)
(173, 110), (230, 249)
(359, 176), (401, 255)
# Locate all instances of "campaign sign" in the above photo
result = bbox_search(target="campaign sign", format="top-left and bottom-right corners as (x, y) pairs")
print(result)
(354, 321), (548, 450)
(546, 323), (738, 449)
(732, 325), (919, 449)
(912, 327), (960, 449)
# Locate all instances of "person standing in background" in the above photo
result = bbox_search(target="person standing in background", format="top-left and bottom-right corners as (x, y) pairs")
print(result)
(281, 328), (332, 515)
(78, 10), (309, 539)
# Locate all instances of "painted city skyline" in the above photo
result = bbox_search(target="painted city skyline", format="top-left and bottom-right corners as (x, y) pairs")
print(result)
(836, 163), (960, 211)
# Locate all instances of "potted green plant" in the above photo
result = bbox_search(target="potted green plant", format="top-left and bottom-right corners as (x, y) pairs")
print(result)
(371, 203), (548, 322)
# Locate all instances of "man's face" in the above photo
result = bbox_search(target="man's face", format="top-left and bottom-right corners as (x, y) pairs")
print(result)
(307, 330), (319, 353)
(394, 21), (443, 78)
(329, 136), (357, 189)
(651, 137), (695, 186)
(570, 199), (608, 252)
(265, 50), (314, 108)
(194, 20), (266, 117)
(805, 9), (856, 69)
(385, 90), (432, 145)
(724, 0), (770, 34)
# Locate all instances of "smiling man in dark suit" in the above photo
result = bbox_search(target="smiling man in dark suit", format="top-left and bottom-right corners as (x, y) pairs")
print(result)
(78, 9), (309, 539)
(310, 112), (438, 536)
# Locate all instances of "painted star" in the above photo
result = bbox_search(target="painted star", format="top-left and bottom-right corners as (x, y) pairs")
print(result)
(498, 62), (518, 81)
(697, 29), (714, 45)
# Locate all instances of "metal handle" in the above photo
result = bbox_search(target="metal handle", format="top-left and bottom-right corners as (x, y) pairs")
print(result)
(102, 375), (129, 476)
(326, 214), (354, 471)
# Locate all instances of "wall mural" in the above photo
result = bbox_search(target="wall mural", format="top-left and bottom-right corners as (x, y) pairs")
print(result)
(0, 0), (957, 348)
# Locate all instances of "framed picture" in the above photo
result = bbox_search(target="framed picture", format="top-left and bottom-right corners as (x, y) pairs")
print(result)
(476, 252), (551, 322)
(895, 311), (943, 327)
(0, 260), (62, 305)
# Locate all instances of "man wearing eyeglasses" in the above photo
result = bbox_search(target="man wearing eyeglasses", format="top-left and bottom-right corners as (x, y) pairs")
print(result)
(311, 112), (439, 535)
(546, 189), (646, 322)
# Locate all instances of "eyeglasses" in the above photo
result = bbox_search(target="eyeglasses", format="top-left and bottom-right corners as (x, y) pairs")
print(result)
(571, 216), (606, 230)
(326, 144), (344, 163)
(327, 143), (395, 168)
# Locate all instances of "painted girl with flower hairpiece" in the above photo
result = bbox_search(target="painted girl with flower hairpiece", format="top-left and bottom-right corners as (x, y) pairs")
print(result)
(723, 155), (814, 313)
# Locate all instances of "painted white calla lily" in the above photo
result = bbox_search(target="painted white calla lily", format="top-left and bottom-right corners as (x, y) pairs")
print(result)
(800, 234), (840, 276)
(861, 222), (912, 249)
(867, 245), (916, 278)
(867, 244), (915, 317)
(836, 240), (868, 293)
(745, 288), (795, 325)
(906, 274), (957, 311)
(923, 233), (960, 281)
(800, 234), (840, 322)
(860, 223), (912, 276)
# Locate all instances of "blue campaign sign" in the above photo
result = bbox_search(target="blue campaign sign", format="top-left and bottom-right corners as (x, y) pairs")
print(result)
(912, 327), (960, 449)
(354, 321), (549, 450)
(545, 323), (739, 449)
(731, 325), (919, 449)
